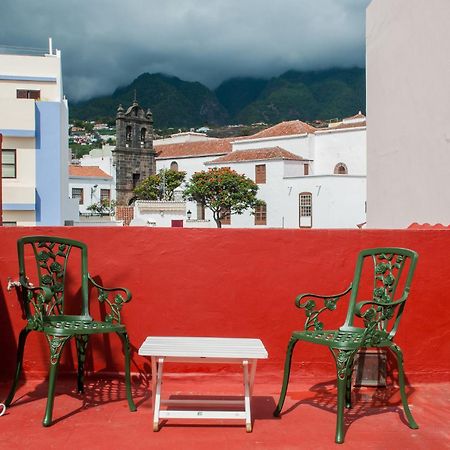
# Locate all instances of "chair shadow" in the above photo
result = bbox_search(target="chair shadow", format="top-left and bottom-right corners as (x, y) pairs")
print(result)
(277, 351), (417, 435)
(5, 343), (153, 422)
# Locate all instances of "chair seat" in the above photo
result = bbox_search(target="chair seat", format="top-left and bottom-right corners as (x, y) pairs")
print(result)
(292, 328), (389, 349)
(43, 318), (125, 335)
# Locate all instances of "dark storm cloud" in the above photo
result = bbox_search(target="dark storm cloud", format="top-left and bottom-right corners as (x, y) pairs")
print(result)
(0, 0), (371, 101)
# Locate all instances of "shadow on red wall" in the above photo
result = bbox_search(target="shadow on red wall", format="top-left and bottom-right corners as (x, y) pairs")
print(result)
(0, 227), (449, 384)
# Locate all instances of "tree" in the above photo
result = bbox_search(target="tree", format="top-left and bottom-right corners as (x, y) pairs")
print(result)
(134, 168), (186, 201)
(87, 199), (116, 215)
(183, 167), (260, 228)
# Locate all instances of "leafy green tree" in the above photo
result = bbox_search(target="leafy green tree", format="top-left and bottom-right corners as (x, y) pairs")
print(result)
(87, 199), (116, 215)
(183, 167), (260, 228)
(134, 168), (186, 201)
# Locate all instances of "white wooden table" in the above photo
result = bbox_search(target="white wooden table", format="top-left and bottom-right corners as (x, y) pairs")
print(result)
(138, 336), (268, 432)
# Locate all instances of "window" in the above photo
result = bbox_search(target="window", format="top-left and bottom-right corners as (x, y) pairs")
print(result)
(299, 192), (312, 228)
(334, 163), (348, 175)
(170, 161), (179, 172)
(197, 201), (205, 220)
(132, 173), (140, 188)
(1, 149), (16, 178)
(140, 128), (146, 147)
(255, 202), (267, 225)
(304, 163), (309, 175)
(126, 126), (132, 142)
(255, 164), (266, 184)
(220, 207), (231, 225)
(17, 89), (40, 99)
(72, 187), (83, 205)
(100, 189), (110, 203)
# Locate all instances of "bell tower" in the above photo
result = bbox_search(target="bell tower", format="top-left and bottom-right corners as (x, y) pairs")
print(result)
(113, 100), (155, 205)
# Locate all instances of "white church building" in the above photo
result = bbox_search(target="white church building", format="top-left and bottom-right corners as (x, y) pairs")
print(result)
(131, 113), (367, 228)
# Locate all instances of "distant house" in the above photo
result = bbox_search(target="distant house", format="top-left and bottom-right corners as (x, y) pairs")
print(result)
(68, 165), (113, 215)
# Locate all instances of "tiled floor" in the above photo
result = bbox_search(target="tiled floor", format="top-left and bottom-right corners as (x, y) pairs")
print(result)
(0, 372), (448, 450)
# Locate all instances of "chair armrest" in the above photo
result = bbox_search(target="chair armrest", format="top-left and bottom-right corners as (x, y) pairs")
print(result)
(295, 284), (352, 331)
(355, 297), (406, 340)
(88, 274), (132, 324)
(18, 278), (54, 330)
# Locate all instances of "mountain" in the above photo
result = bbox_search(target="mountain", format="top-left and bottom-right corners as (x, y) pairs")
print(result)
(69, 68), (365, 128)
(70, 73), (229, 128)
(231, 68), (365, 123)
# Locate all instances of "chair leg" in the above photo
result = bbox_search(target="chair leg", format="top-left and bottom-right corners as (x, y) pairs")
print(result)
(389, 343), (418, 429)
(117, 332), (137, 412)
(43, 335), (70, 427)
(75, 335), (89, 393)
(345, 354), (356, 409)
(332, 349), (356, 444)
(273, 337), (298, 416)
(4, 328), (30, 406)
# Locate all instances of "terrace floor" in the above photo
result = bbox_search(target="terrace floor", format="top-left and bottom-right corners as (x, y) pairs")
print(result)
(0, 372), (448, 450)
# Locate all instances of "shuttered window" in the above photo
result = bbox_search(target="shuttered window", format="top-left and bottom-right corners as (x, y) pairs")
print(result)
(255, 202), (267, 225)
(255, 164), (266, 184)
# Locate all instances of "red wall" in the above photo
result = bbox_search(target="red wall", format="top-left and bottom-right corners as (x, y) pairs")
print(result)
(0, 227), (449, 382)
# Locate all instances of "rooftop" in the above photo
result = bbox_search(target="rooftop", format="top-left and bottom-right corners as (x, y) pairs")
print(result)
(69, 165), (112, 179)
(247, 120), (317, 139)
(155, 138), (235, 159)
(0, 377), (446, 450)
(207, 147), (307, 164)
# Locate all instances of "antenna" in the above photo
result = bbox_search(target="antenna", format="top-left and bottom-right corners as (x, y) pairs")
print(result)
(48, 37), (53, 55)
(134, 89), (137, 103)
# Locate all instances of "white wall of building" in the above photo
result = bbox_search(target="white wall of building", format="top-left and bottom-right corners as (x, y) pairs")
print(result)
(313, 128), (366, 175)
(366, 0), (450, 227)
(69, 176), (114, 214)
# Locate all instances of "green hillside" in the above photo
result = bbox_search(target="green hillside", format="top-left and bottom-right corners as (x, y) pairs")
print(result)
(69, 68), (365, 127)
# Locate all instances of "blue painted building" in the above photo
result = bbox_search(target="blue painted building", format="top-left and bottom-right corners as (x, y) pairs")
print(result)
(0, 43), (78, 225)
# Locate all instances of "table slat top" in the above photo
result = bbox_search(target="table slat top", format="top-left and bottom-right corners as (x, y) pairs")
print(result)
(139, 336), (268, 359)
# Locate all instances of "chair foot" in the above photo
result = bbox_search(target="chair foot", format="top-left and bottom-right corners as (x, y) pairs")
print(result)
(246, 423), (252, 432)
(153, 422), (159, 432)
(42, 416), (53, 427)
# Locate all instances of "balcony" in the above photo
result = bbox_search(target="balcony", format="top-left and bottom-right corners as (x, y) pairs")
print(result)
(0, 227), (448, 447)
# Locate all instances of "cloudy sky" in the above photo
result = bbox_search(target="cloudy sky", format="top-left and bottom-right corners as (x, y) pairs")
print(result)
(0, 0), (371, 101)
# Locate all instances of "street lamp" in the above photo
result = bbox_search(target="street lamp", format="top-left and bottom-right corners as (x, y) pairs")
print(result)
(186, 210), (192, 220)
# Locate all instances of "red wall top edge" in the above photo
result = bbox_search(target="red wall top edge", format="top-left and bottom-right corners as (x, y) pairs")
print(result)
(0, 227), (449, 382)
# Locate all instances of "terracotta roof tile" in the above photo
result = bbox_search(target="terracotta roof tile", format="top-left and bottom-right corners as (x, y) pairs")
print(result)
(331, 121), (366, 130)
(408, 222), (450, 229)
(344, 111), (366, 120)
(69, 165), (112, 179)
(155, 138), (235, 159)
(247, 120), (317, 139)
(207, 147), (306, 164)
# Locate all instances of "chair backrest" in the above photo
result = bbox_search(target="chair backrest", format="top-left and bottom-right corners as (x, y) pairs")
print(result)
(18, 236), (90, 321)
(342, 247), (418, 339)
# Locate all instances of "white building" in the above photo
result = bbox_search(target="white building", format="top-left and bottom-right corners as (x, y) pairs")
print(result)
(68, 165), (114, 215)
(0, 41), (78, 225)
(134, 117), (367, 228)
(366, 0), (450, 228)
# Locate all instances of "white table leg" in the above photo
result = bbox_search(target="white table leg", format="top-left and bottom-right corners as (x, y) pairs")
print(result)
(249, 359), (257, 396)
(153, 357), (164, 431)
(242, 359), (252, 432)
(151, 357), (157, 412)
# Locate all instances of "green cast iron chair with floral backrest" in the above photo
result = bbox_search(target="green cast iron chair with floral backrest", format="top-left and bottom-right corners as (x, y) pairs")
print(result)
(4, 235), (137, 426)
(273, 247), (419, 444)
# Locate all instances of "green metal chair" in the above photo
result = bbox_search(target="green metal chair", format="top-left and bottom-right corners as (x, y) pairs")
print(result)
(4, 236), (137, 426)
(274, 248), (419, 443)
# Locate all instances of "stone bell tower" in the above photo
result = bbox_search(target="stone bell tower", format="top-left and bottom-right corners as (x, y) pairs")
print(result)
(113, 100), (155, 205)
